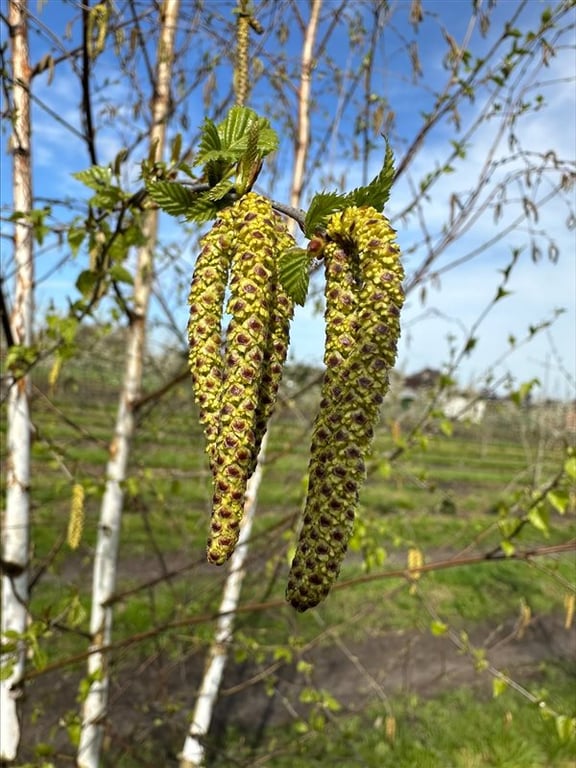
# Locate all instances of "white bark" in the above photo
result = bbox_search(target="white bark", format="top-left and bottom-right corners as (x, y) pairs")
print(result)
(1, 1), (33, 762)
(77, 2), (180, 765)
(180, 436), (267, 768)
(290, 0), (322, 211)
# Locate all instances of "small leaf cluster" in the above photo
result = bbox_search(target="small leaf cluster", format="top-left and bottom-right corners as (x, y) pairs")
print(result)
(146, 106), (278, 223)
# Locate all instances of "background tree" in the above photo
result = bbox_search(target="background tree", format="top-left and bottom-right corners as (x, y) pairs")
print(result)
(1, 1), (33, 760)
(77, 2), (181, 765)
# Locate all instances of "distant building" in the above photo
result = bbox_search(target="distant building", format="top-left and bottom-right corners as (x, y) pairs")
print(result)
(400, 367), (487, 424)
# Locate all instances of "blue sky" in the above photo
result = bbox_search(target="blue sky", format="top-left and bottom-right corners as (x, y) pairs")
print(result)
(1, 0), (574, 399)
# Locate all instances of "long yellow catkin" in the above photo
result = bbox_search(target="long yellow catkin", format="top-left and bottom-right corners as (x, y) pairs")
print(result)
(67, 483), (85, 550)
(191, 194), (295, 566)
(188, 216), (236, 462)
(286, 206), (405, 611)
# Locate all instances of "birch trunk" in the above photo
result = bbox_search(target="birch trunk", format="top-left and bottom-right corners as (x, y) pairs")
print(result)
(1, 1), (34, 761)
(180, 4), (322, 764)
(180, 437), (267, 768)
(77, 2), (180, 765)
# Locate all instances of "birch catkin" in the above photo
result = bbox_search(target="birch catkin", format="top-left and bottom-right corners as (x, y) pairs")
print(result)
(188, 217), (235, 461)
(286, 206), (405, 611)
(68, 483), (85, 550)
(188, 193), (295, 566)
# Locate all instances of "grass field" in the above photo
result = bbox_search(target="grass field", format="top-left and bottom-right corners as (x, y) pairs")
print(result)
(2, 371), (575, 766)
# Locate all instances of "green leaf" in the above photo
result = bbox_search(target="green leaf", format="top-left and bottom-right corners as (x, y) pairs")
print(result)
(299, 686), (317, 704)
(555, 715), (576, 743)
(109, 264), (134, 285)
(304, 192), (348, 237)
(278, 247), (311, 306)
(439, 419), (453, 437)
(500, 540), (515, 557)
(196, 117), (221, 162)
(219, 106), (277, 156)
(0, 660), (15, 680)
(564, 456), (576, 480)
(345, 139), (395, 211)
(195, 108), (278, 168)
(528, 505), (549, 536)
(205, 177), (236, 203)
(300, 143), (395, 237)
(76, 270), (99, 297)
(492, 677), (508, 698)
(236, 119), (263, 194)
(494, 286), (512, 302)
(146, 180), (199, 217)
(72, 166), (112, 191)
(547, 490), (568, 515)
(430, 620), (448, 636)
(68, 226), (86, 257)
(510, 378), (540, 407)
(92, 186), (123, 209)
(170, 133), (182, 164)
(184, 193), (222, 224)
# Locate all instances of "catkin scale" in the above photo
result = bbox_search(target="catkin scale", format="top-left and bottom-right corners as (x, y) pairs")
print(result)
(286, 206), (404, 611)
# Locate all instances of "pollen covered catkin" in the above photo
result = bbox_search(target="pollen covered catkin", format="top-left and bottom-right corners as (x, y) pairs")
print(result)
(206, 193), (295, 565)
(286, 206), (404, 611)
(188, 217), (236, 461)
(247, 220), (295, 477)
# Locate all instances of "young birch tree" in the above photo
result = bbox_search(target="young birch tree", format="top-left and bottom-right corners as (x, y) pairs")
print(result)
(1, 1), (34, 761)
(77, 1), (181, 765)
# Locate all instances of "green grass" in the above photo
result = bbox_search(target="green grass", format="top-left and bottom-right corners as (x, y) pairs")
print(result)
(197, 663), (576, 768)
(2, 379), (575, 765)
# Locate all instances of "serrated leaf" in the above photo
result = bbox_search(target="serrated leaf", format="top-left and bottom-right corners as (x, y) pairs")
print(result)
(72, 165), (112, 191)
(195, 118), (221, 164)
(146, 180), (198, 217)
(304, 192), (348, 237)
(92, 186), (123, 209)
(219, 106), (278, 157)
(278, 247), (311, 306)
(205, 177), (235, 203)
(237, 119), (262, 193)
(196, 148), (243, 166)
(219, 106), (254, 150)
(184, 193), (221, 224)
(345, 139), (395, 211)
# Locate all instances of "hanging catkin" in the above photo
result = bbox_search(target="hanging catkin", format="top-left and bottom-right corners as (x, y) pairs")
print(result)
(188, 217), (236, 462)
(286, 206), (404, 611)
(188, 193), (295, 565)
